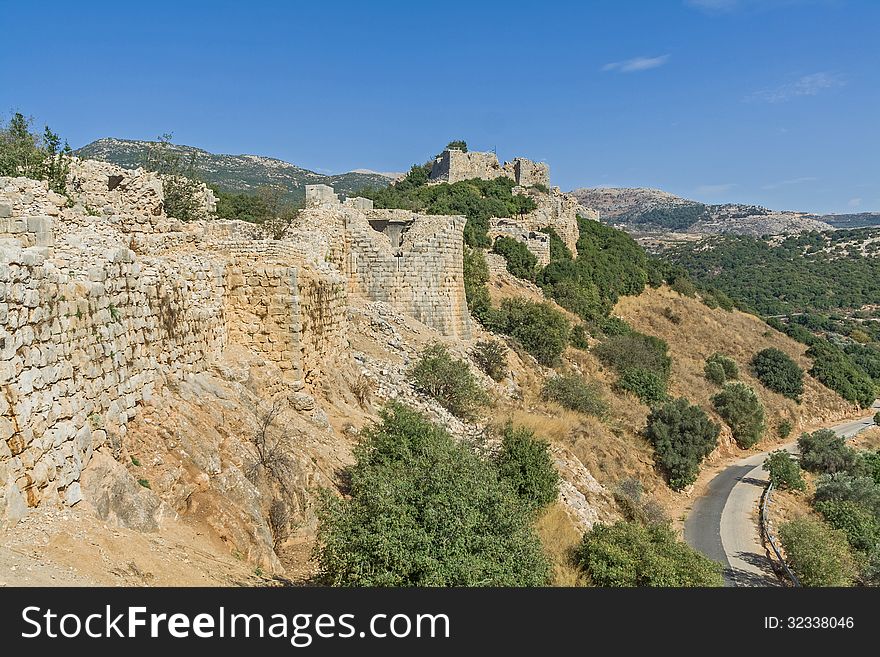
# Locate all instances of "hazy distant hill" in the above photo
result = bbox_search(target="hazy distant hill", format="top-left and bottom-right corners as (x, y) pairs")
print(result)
(571, 186), (834, 236)
(76, 138), (395, 200)
(819, 212), (880, 229)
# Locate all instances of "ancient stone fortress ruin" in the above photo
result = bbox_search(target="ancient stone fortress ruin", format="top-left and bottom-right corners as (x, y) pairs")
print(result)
(0, 159), (472, 524)
(429, 146), (592, 259)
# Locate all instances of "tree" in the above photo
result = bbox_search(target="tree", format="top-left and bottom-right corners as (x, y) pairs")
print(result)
(645, 398), (720, 490)
(409, 343), (488, 420)
(471, 339), (508, 382)
(751, 348), (804, 401)
(763, 450), (806, 491)
(874, 412), (880, 426)
(142, 134), (206, 221)
(704, 353), (739, 385)
(797, 429), (861, 475)
(574, 521), (723, 587)
(445, 140), (468, 152)
(495, 424), (559, 513)
(315, 404), (550, 586)
(712, 382), (765, 449)
(493, 236), (538, 281)
(778, 517), (857, 587)
(462, 246), (492, 323)
(0, 112), (72, 193)
(490, 298), (571, 366)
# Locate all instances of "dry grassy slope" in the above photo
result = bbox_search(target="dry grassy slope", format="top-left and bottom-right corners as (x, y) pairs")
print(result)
(614, 286), (859, 454)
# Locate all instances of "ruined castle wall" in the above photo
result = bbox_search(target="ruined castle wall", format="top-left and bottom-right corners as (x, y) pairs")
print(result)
(342, 211), (472, 339)
(488, 218), (551, 267)
(0, 234), (229, 522)
(429, 150), (504, 184)
(517, 186), (582, 256)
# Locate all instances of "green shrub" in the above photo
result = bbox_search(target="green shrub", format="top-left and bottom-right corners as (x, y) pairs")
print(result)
(543, 278), (605, 321)
(706, 353), (739, 382)
(315, 404), (550, 586)
(704, 361), (727, 386)
(813, 499), (880, 554)
(712, 382), (765, 449)
(646, 398), (720, 490)
(777, 419), (794, 439)
(617, 368), (668, 405)
(763, 450), (806, 491)
(594, 332), (672, 380)
(807, 342), (876, 409)
(409, 343), (488, 420)
(863, 450), (880, 485)
(490, 298), (570, 366)
(813, 474), (880, 518)
(598, 316), (632, 337)
(778, 517), (857, 587)
(797, 429), (861, 475)
(574, 521), (723, 587)
(874, 412), (880, 426)
(661, 307), (682, 324)
(471, 339), (508, 382)
(463, 246), (492, 323)
(670, 276), (697, 298)
(493, 236), (538, 281)
(570, 324), (590, 350)
(495, 424), (559, 513)
(542, 375), (608, 417)
(751, 348), (804, 401)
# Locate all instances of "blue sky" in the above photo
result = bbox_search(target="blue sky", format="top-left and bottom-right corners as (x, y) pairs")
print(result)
(1, 0), (877, 213)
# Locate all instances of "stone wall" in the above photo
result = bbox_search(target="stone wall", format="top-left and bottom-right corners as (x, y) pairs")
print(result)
(429, 148), (550, 188)
(0, 168), (351, 525)
(488, 218), (551, 267)
(516, 186), (582, 256)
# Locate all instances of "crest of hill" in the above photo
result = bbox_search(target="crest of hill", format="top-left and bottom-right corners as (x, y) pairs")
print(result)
(570, 186), (834, 236)
(76, 137), (394, 201)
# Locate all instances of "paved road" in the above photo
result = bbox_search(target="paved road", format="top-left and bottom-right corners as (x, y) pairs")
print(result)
(685, 403), (879, 587)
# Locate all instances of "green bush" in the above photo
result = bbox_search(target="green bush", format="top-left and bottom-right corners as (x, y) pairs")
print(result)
(142, 134), (207, 222)
(490, 298), (570, 366)
(495, 424), (559, 513)
(542, 375), (608, 417)
(574, 521), (723, 587)
(493, 236), (538, 281)
(778, 517), (857, 587)
(597, 316), (632, 337)
(409, 343), (488, 420)
(763, 450), (806, 491)
(463, 246), (492, 323)
(874, 412), (880, 426)
(813, 499), (880, 554)
(797, 429), (861, 475)
(315, 404), (550, 586)
(863, 450), (880, 485)
(712, 382), (765, 449)
(570, 324), (590, 350)
(705, 353), (739, 383)
(777, 419), (794, 439)
(471, 339), (508, 382)
(670, 276), (697, 298)
(704, 361), (727, 386)
(751, 347), (804, 401)
(646, 398), (720, 490)
(594, 332), (672, 380)
(0, 112), (71, 194)
(813, 474), (880, 518)
(617, 368), (668, 405)
(807, 342), (876, 409)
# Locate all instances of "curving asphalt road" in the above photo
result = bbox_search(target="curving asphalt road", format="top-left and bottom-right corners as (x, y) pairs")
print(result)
(684, 403), (880, 587)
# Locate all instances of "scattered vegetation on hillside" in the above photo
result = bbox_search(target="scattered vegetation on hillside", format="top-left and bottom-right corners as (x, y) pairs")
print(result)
(493, 236), (539, 281)
(541, 375), (608, 418)
(594, 331), (671, 405)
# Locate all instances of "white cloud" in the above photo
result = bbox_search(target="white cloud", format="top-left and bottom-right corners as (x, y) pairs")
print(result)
(746, 73), (845, 103)
(695, 183), (736, 195)
(848, 197), (862, 207)
(602, 55), (670, 73)
(761, 176), (817, 190)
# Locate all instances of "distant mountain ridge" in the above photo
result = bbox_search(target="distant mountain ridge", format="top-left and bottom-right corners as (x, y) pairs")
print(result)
(568, 186), (879, 236)
(76, 137), (396, 200)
